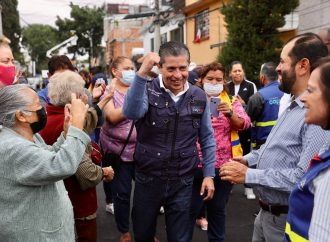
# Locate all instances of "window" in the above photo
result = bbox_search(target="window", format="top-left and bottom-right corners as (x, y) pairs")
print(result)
(194, 9), (209, 42)
(170, 27), (183, 43)
(161, 33), (167, 44)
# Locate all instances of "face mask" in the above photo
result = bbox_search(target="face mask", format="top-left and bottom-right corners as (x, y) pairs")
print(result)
(203, 83), (223, 96)
(30, 107), (47, 134)
(120, 70), (135, 86)
(0, 65), (16, 86)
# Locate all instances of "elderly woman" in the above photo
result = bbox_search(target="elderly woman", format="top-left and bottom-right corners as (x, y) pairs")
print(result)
(38, 70), (114, 242)
(189, 62), (251, 242)
(0, 84), (89, 241)
(285, 58), (330, 242)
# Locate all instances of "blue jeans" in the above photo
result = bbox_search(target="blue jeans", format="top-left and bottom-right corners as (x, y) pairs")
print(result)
(112, 161), (135, 233)
(132, 172), (194, 242)
(189, 169), (233, 242)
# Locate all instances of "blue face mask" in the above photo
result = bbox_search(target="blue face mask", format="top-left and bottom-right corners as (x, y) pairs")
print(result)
(120, 70), (135, 86)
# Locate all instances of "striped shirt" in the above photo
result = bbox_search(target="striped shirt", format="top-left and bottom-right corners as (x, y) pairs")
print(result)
(245, 96), (330, 205)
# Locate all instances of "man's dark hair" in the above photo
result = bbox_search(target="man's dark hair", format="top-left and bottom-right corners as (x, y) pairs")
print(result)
(48, 55), (75, 76)
(260, 62), (278, 82)
(158, 41), (190, 66)
(288, 33), (328, 71)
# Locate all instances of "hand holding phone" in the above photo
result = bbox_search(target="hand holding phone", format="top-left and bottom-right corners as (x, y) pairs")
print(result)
(95, 78), (106, 87)
(210, 97), (221, 117)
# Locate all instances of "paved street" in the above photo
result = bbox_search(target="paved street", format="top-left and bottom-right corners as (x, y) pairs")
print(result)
(97, 184), (259, 242)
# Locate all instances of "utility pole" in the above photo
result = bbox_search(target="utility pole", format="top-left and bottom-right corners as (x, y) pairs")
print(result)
(154, 0), (161, 53)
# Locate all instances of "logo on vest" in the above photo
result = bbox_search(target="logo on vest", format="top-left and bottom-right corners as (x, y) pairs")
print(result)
(268, 97), (280, 105)
(191, 105), (204, 114)
(148, 88), (162, 97)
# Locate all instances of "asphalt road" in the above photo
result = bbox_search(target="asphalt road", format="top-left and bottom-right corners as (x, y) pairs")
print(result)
(96, 184), (259, 242)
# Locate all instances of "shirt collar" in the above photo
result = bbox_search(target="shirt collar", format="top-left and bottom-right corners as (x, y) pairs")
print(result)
(159, 74), (189, 102)
(291, 94), (304, 108)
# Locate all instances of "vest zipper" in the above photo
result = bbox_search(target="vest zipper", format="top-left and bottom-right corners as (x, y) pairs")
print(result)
(170, 110), (180, 160)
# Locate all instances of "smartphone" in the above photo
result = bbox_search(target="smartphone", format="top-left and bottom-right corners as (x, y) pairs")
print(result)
(95, 78), (105, 86)
(210, 97), (221, 117)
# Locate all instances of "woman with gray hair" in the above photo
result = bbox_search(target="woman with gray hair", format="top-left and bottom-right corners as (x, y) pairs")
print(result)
(39, 70), (114, 242)
(0, 84), (89, 241)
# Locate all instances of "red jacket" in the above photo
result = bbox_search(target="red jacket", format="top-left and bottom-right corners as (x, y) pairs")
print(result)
(39, 104), (97, 218)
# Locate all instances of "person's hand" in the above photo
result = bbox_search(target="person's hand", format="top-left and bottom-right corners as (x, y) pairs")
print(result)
(96, 78), (116, 110)
(63, 104), (72, 137)
(70, 93), (89, 130)
(220, 161), (248, 184)
(231, 156), (248, 166)
(217, 102), (232, 117)
(236, 95), (245, 105)
(102, 166), (114, 182)
(200, 177), (215, 201)
(92, 82), (106, 100)
(138, 52), (160, 78)
(105, 78), (117, 101)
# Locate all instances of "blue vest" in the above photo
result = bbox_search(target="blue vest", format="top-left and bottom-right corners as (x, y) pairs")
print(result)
(285, 147), (330, 242)
(134, 79), (207, 178)
(252, 81), (283, 147)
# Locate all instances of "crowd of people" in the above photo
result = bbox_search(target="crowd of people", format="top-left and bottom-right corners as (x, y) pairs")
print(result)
(0, 29), (330, 242)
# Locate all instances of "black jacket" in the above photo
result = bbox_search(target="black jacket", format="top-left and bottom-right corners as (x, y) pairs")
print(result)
(228, 80), (256, 104)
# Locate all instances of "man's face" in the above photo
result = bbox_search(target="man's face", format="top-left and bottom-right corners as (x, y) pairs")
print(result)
(301, 68), (328, 129)
(276, 41), (296, 94)
(230, 64), (244, 84)
(159, 55), (189, 95)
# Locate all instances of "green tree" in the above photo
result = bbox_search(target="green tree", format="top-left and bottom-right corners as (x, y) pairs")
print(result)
(55, 3), (105, 66)
(1, 0), (23, 62)
(219, 0), (299, 82)
(22, 24), (59, 72)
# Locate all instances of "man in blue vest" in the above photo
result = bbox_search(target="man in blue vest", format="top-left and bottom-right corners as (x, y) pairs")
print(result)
(247, 62), (284, 150)
(123, 41), (215, 242)
(220, 33), (329, 242)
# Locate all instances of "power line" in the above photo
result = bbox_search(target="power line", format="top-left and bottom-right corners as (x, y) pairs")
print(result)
(19, 16), (31, 26)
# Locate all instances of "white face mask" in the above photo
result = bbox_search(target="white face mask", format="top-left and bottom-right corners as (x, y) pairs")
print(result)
(203, 83), (223, 96)
(120, 70), (135, 86)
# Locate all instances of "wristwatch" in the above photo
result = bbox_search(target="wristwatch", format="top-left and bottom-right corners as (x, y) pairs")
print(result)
(225, 109), (233, 118)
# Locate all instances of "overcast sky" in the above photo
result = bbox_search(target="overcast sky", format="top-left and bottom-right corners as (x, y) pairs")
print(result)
(18, 0), (148, 27)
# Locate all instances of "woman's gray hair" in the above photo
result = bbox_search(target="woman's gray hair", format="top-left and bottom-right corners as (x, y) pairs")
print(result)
(48, 70), (85, 106)
(0, 84), (33, 128)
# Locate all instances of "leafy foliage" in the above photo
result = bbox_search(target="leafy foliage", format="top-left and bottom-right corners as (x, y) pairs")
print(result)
(22, 24), (59, 72)
(1, 0), (23, 62)
(55, 3), (105, 64)
(219, 0), (299, 82)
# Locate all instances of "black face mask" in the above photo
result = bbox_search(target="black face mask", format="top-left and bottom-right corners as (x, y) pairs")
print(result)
(30, 107), (47, 134)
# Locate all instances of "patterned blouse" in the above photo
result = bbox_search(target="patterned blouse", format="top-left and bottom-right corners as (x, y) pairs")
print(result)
(199, 92), (250, 168)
